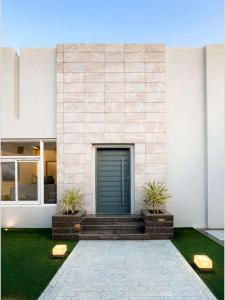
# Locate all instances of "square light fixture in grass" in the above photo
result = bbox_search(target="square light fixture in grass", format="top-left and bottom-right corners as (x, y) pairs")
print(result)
(194, 255), (213, 271)
(52, 244), (67, 258)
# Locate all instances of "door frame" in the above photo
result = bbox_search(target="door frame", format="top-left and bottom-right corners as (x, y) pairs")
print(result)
(92, 144), (135, 214)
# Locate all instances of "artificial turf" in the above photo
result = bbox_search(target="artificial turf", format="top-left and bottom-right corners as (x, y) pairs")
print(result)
(1, 228), (224, 300)
(1, 228), (77, 300)
(172, 228), (224, 300)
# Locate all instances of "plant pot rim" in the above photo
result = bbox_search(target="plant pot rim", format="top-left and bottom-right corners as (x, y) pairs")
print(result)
(141, 208), (173, 216)
(55, 209), (86, 217)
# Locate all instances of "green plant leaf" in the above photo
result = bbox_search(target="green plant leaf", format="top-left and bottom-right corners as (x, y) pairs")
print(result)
(143, 181), (171, 211)
(60, 188), (83, 214)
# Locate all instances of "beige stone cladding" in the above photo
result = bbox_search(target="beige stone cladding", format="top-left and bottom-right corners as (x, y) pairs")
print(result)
(56, 44), (166, 213)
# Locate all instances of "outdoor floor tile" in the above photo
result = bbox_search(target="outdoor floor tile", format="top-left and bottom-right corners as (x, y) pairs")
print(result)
(38, 240), (216, 300)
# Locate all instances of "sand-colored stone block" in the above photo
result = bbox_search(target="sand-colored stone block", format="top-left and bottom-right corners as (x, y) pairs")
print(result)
(64, 63), (84, 72)
(85, 82), (104, 93)
(146, 103), (166, 112)
(85, 92), (104, 102)
(85, 113), (104, 122)
(146, 132), (166, 142)
(105, 44), (124, 52)
(125, 102), (145, 113)
(64, 133), (84, 143)
(124, 122), (145, 133)
(64, 102), (84, 112)
(146, 63), (165, 72)
(85, 63), (104, 73)
(146, 122), (166, 132)
(125, 83), (145, 93)
(125, 44), (145, 52)
(125, 63), (145, 73)
(64, 123), (85, 133)
(105, 73), (124, 83)
(105, 92), (124, 102)
(105, 102), (124, 113)
(105, 82), (124, 93)
(125, 113), (145, 123)
(125, 73), (145, 82)
(144, 52), (165, 62)
(125, 52), (145, 62)
(105, 63), (124, 72)
(84, 102), (104, 112)
(125, 93), (145, 102)
(63, 82), (84, 93)
(104, 113), (124, 122)
(64, 73), (84, 83)
(146, 143), (166, 154)
(105, 52), (124, 62)
(85, 73), (104, 83)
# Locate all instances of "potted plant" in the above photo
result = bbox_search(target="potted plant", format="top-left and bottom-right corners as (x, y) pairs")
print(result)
(143, 181), (171, 213)
(52, 188), (86, 240)
(60, 188), (82, 214)
(141, 181), (174, 239)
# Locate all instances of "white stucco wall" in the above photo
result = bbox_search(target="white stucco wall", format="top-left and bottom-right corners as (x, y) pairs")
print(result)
(205, 45), (224, 228)
(1, 48), (57, 228)
(167, 45), (224, 228)
(1, 206), (57, 228)
(0, 48), (56, 138)
(166, 47), (207, 228)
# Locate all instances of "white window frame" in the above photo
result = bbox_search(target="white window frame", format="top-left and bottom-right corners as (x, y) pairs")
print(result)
(0, 139), (57, 206)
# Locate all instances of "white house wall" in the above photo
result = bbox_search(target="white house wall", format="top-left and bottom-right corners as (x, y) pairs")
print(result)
(205, 45), (224, 228)
(1, 45), (224, 228)
(166, 47), (207, 228)
(0, 48), (56, 139)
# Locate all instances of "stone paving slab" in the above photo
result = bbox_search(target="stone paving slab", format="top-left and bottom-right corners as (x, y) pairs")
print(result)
(39, 240), (216, 300)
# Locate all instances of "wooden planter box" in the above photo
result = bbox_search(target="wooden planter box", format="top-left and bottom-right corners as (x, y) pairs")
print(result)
(52, 210), (86, 240)
(141, 209), (174, 239)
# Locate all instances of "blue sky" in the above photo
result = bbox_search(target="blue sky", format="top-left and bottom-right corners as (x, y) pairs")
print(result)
(2, 0), (224, 47)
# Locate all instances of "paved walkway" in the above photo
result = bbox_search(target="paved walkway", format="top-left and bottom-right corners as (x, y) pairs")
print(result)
(205, 230), (224, 241)
(39, 240), (216, 300)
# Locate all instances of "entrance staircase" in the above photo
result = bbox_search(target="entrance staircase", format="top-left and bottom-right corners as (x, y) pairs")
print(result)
(79, 215), (148, 240)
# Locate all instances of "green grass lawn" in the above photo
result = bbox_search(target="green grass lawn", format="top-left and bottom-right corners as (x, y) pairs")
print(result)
(172, 228), (224, 300)
(1, 229), (77, 300)
(2, 228), (224, 300)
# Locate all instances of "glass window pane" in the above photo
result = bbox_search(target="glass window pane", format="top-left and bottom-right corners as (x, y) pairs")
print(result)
(18, 162), (38, 201)
(1, 162), (16, 201)
(44, 142), (57, 203)
(1, 141), (40, 156)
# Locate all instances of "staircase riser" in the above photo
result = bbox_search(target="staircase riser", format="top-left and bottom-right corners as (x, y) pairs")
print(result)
(81, 228), (145, 234)
(79, 235), (150, 240)
(79, 233), (173, 240)
(81, 224), (144, 230)
(82, 219), (143, 225)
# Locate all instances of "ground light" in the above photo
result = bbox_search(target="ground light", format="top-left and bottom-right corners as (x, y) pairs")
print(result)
(4, 228), (8, 231)
(74, 224), (80, 231)
(52, 244), (67, 257)
(194, 255), (213, 271)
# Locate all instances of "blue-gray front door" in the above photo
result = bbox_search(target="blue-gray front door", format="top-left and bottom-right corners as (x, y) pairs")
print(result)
(96, 148), (131, 214)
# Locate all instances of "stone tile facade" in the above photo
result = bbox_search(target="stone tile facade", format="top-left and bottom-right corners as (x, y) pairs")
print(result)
(56, 44), (166, 213)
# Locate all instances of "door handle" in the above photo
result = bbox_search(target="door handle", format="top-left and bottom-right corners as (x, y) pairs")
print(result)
(121, 157), (125, 206)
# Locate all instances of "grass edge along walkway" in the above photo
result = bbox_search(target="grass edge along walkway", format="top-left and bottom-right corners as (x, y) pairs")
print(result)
(1, 228), (77, 300)
(172, 228), (224, 300)
(1, 228), (224, 300)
